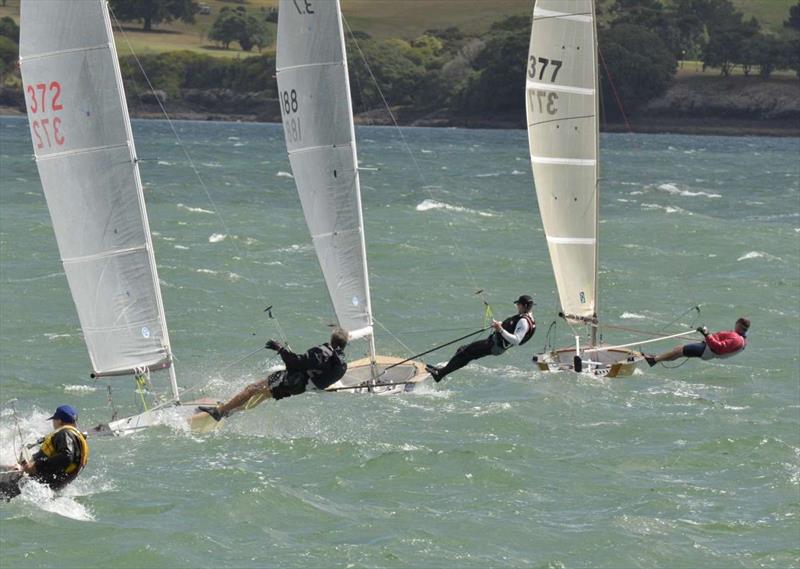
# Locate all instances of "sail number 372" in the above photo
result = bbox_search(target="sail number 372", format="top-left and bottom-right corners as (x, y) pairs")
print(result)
(25, 81), (65, 150)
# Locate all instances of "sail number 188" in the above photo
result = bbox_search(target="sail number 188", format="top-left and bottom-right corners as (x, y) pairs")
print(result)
(281, 89), (302, 143)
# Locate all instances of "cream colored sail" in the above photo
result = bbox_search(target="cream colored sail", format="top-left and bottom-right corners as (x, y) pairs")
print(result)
(526, 0), (599, 325)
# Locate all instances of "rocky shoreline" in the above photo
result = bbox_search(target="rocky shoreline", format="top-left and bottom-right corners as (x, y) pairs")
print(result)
(2, 75), (798, 137)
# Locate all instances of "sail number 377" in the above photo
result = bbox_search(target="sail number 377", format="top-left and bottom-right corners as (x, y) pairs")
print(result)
(25, 81), (65, 150)
(528, 56), (563, 116)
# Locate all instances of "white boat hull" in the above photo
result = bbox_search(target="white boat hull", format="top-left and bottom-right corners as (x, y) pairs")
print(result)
(326, 355), (431, 394)
(92, 397), (225, 436)
(534, 346), (643, 378)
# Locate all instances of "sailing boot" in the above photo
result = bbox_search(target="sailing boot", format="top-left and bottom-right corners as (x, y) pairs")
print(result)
(197, 405), (225, 422)
(425, 364), (443, 382)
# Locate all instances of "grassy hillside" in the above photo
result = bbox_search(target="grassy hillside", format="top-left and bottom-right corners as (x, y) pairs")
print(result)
(1, 0), (794, 58)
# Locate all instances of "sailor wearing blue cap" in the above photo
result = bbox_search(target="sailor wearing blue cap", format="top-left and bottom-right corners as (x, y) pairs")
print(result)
(18, 405), (89, 491)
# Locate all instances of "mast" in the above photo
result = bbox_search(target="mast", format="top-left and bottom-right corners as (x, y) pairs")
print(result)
(590, 0), (600, 349)
(334, 0), (378, 371)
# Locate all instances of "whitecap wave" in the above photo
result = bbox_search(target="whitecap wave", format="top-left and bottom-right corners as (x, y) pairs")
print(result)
(208, 233), (227, 243)
(415, 199), (494, 217)
(620, 312), (647, 320)
(737, 251), (783, 262)
(44, 333), (71, 340)
(641, 203), (688, 214)
(276, 171), (294, 178)
(275, 243), (312, 253)
(174, 245), (189, 250)
(201, 162), (223, 168)
(156, 160), (173, 166)
(177, 203), (214, 214)
(63, 384), (98, 393)
(657, 183), (721, 199)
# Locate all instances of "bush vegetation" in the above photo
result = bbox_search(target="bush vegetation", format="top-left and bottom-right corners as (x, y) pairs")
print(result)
(1, 0), (798, 118)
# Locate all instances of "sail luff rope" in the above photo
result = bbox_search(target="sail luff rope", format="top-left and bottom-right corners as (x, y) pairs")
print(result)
(108, 6), (289, 356)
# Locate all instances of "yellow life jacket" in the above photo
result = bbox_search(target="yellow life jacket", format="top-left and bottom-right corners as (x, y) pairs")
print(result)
(39, 425), (89, 475)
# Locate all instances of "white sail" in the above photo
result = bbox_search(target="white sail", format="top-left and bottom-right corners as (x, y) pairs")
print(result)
(275, 0), (373, 339)
(526, 0), (599, 324)
(19, 0), (174, 379)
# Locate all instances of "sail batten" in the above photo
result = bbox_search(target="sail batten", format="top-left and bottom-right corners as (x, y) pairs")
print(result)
(34, 142), (132, 162)
(277, 61), (345, 73)
(20, 0), (174, 379)
(19, 43), (112, 62)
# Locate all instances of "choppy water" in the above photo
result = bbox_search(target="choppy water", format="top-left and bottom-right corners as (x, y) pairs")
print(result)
(1, 116), (798, 568)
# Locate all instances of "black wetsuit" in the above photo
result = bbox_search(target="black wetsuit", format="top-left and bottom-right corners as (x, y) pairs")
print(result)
(269, 343), (347, 400)
(30, 427), (85, 491)
(433, 314), (535, 381)
(0, 428), (85, 500)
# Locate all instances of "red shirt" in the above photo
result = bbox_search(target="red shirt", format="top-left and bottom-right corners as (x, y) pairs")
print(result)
(706, 330), (746, 355)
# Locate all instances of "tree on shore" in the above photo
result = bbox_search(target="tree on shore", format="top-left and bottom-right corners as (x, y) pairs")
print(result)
(600, 23), (677, 115)
(784, 1), (800, 78)
(785, 2), (800, 32)
(209, 6), (270, 52)
(702, 2), (760, 75)
(0, 16), (19, 43)
(109, 0), (198, 32)
(0, 16), (18, 82)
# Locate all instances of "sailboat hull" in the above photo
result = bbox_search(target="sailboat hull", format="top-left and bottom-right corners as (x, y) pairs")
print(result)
(534, 347), (643, 378)
(92, 397), (225, 436)
(327, 355), (431, 395)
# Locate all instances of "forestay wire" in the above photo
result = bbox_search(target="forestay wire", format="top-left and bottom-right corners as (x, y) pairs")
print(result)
(108, 7), (288, 363)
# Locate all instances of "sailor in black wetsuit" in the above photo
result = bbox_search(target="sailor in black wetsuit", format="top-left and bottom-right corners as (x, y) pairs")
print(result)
(426, 295), (536, 382)
(1, 405), (89, 500)
(198, 327), (349, 421)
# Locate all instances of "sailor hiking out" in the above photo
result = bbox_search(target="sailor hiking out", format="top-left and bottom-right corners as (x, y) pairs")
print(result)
(645, 317), (750, 366)
(198, 328), (349, 421)
(1, 405), (89, 500)
(426, 295), (536, 382)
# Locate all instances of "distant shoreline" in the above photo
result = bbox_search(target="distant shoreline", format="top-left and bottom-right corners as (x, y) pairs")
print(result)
(1, 104), (797, 138)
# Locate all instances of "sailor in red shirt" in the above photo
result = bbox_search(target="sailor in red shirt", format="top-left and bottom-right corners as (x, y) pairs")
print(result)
(646, 317), (750, 367)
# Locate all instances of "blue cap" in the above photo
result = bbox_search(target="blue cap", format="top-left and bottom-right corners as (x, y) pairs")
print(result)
(47, 405), (78, 424)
